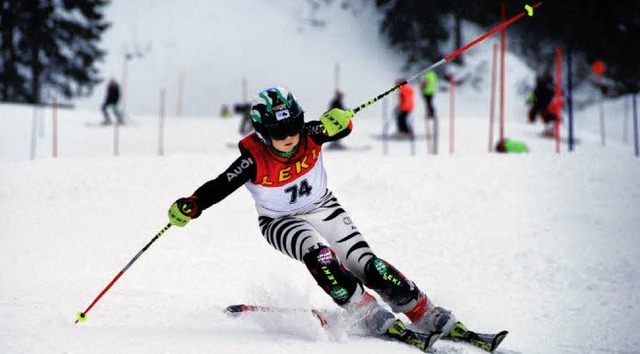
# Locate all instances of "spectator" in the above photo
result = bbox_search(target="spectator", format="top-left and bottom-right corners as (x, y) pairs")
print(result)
(421, 70), (438, 119)
(396, 79), (414, 136)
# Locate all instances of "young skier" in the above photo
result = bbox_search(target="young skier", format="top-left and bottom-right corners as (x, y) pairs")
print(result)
(168, 87), (502, 351)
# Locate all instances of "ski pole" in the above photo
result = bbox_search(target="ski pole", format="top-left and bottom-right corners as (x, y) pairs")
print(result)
(349, 3), (542, 117)
(75, 223), (172, 324)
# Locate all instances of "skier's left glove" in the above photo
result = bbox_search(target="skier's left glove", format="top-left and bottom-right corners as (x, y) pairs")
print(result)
(320, 108), (354, 136)
(168, 196), (201, 227)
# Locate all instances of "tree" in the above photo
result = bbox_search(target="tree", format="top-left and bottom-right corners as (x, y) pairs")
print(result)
(510, 0), (640, 95)
(374, 0), (639, 96)
(0, 0), (110, 104)
(375, 0), (448, 67)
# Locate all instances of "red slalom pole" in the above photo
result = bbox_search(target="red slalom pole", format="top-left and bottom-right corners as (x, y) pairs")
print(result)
(52, 96), (58, 158)
(499, 3), (506, 145)
(350, 3), (542, 116)
(450, 73), (455, 155)
(488, 43), (498, 152)
(75, 223), (172, 324)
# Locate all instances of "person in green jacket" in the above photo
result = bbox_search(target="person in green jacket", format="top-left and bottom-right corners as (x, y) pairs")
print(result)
(421, 70), (438, 119)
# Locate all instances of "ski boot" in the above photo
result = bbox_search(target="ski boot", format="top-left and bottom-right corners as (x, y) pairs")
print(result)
(406, 296), (458, 336)
(385, 319), (442, 352)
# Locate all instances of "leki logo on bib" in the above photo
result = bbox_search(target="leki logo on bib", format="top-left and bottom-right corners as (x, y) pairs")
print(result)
(259, 148), (319, 186)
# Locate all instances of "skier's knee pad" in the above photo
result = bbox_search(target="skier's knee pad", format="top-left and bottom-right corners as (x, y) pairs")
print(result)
(364, 257), (420, 309)
(303, 245), (360, 306)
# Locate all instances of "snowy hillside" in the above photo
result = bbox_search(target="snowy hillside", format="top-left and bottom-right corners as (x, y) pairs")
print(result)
(75, 0), (403, 118)
(1, 1), (640, 354)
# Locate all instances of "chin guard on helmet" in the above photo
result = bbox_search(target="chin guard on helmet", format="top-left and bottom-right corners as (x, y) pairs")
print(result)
(250, 87), (305, 145)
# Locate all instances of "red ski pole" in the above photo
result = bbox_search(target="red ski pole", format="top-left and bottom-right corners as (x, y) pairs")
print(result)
(349, 3), (542, 116)
(75, 223), (172, 324)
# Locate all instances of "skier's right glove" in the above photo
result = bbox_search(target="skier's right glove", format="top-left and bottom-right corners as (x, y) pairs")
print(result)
(168, 196), (201, 227)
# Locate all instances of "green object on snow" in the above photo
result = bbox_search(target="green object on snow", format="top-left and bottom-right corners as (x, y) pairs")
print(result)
(496, 139), (529, 153)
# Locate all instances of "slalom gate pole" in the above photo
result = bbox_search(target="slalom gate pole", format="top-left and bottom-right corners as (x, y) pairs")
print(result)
(347, 3), (542, 118)
(159, 88), (166, 156)
(633, 93), (638, 157)
(567, 48), (575, 152)
(52, 96), (58, 158)
(75, 223), (172, 324)
(499, 3), (506, 145)
(449, 73), (456, 155)
(488, 42), (498, 152)
(555, 46), (562, 154)
(30, 108), (38, 160)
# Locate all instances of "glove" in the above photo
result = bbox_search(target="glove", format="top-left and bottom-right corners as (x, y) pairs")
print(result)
(320, 108), (354, 136)
(168, 196), (200, 227)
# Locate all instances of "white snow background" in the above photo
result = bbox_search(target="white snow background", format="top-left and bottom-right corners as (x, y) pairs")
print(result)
(1, 1), (639, 353)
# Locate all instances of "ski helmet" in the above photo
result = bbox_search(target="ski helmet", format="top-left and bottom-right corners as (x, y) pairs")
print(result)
(250, 87), (304, 145)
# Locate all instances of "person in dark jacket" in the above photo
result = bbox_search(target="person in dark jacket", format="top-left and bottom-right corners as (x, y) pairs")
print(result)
(527, 74), (556, 124)
(326, 89), (346, 149)
(101, 79), (123, 125)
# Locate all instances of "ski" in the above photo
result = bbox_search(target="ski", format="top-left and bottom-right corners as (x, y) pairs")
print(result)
(225, 304), (328, 327)
(226, 303), (509, 352)
(225, 304), (441, 352)
(444, 321), (509, 352)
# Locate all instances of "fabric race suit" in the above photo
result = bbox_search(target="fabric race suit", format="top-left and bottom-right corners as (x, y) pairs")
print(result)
(188, 120), (431, 333)
(397, 84), (415, 134)
(422, 70), (438, 118)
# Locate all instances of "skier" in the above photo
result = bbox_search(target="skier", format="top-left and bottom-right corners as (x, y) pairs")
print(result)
(167, 87), (502, 351)
(233, 102), (253, 135)
(527, 73), (556, 125)
(101, 78), (124, 125)
(325, 89), (347, 150)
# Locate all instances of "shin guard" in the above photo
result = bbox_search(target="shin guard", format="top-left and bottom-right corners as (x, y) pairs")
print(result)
(303, 246), (360, 306)
(363, 257), (421, 313)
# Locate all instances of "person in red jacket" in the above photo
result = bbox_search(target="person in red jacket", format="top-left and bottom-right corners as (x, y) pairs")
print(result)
(396, 78), (415, 136)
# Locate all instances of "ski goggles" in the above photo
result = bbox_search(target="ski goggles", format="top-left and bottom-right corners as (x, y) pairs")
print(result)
(266, 114), (304, 141)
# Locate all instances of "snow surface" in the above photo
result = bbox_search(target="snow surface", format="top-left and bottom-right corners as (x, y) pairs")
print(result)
(1, 1), (639, 354)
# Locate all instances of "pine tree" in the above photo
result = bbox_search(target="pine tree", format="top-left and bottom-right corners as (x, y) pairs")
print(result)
(0, 0), (110, 104)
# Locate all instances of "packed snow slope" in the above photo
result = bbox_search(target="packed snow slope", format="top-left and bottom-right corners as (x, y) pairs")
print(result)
(1, 95), (639, 354)
(1, 1), (639, 353)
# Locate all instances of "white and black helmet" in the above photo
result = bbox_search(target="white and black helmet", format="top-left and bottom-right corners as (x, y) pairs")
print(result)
(250, 87), (304, 145)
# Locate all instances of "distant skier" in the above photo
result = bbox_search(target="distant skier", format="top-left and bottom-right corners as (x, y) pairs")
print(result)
(101, 79), (124, 125)
(527, 73), (556, 125)
(421, 70), (438, 119)
(167, 87), (506, 351)
(233, 102), (252, 135)
(395, 79), (415, 137)
(325, 89), (346, 150)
